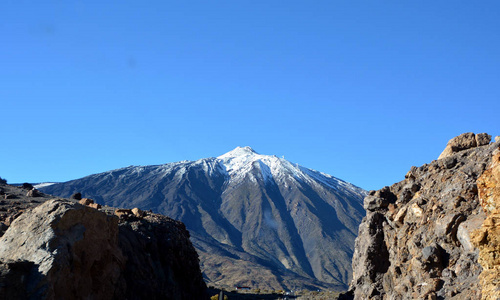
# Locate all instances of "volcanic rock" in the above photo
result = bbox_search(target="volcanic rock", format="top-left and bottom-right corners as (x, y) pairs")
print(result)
(131, 207), (145, 218)
(26, 188), (41, 197)
(472, 148), (500, 300)
(343, 133), (499, 299)
(0, 199), (124, 299)
(0, 260), (37, 299)
(0, 198), (208, 299)
(70, 192), (82, 200)
(21, 183), (33, 190)
(78, 197), (94, 205)
(438, 132), (491, 159)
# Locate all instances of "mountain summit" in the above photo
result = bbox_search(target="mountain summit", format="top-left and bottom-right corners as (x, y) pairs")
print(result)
(41, 148), (366, 291)
(219, 146), (258, 157)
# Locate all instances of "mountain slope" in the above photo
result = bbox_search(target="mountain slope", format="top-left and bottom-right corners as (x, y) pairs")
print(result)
(41, 147), (366, 290)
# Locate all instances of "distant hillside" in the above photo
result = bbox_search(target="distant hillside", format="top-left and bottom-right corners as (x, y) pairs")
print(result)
(41, 147), (366, 291)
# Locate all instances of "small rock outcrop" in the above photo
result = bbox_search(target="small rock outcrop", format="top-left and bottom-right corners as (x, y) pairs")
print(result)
(26, 188), (41, 197)
(343, 133), (498, 299)
(0, 198), (208, 299)
(70, 192), (82, 200)
(438, 132), (491, 160)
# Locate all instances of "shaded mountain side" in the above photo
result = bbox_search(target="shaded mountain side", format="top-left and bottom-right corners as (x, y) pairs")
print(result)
(0, 183), (208, 300)
(340, 133), (499, 300)
(41, 147), (366, 290)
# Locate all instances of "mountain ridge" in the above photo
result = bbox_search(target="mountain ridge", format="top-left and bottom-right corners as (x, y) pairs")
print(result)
(40, 147), (366, 291)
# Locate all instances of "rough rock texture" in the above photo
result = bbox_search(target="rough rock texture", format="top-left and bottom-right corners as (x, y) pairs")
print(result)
(118, 212), (207, 299)
(472, 149), (500, 300)
(0, 260), (36, 299)
(0, 184), (55, 237)
(0, 197), (208, 299)
(0, 199), (124, 299)
(343, 133), (498, 300)
(438, 132), (491, 160)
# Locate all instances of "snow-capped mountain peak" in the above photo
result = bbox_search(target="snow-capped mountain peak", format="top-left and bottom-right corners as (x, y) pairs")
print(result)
(217, 147), (315, 183)
(217, 146), (258, 159)
(39, 146), (367, 291)
(215, 147), (364, 194)
(217, 146), (266, 179)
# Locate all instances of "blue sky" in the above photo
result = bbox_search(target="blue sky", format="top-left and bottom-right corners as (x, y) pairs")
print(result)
(2, 1), (499, 190)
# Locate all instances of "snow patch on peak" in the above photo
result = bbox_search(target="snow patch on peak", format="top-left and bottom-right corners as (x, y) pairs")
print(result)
(218, 147), (304, 184)
(216, 147), (362, 194)
(257, 160), (273, 183)
(218, 146), (258, 159)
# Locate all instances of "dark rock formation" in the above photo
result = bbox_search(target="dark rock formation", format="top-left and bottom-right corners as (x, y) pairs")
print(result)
(343, 133), (498, 299)
(0, 260), (37, 299)
(21, 183), (33, 190)
(118, 211), (207, 299)
(0, 198), (208, 300)
(70, 192), (82, 200)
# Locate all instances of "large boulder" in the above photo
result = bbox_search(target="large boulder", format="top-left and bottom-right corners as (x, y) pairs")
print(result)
(0, 199), (208, 299)
(0, 199), (124, 299)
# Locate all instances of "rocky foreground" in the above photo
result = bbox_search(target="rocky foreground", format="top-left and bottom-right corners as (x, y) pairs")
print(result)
(0, 184), (208, 299)
(341, 133), (500, 300)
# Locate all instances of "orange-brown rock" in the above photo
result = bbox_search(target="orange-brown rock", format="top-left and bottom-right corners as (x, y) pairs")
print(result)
(438, 132), (491, 160)
(473, 149), (500, 300)
(77, 198), (101, 209)
(89, 203), (101, 209)
(26, 188), (41, 197)
(79, 198), (94, 206)
(114, 208), (132, 218)
(477, 150), (500, 213)
(131, 207), (145, 218)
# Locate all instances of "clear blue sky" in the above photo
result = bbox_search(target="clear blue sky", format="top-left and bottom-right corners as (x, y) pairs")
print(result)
(2, 1), (499, 190)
